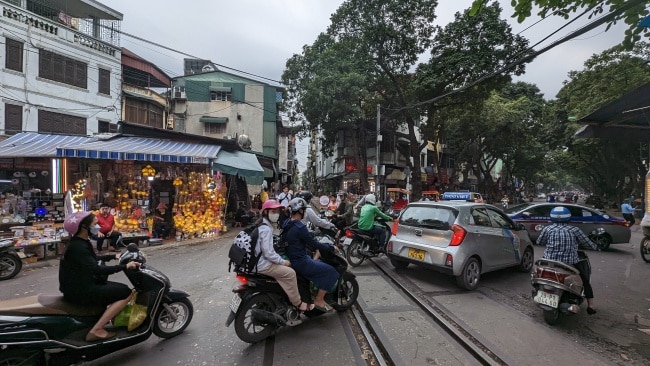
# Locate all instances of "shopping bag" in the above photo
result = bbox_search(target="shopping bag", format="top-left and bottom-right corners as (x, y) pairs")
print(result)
(128, 301), (148, 331)
(113, 305), (131, 327)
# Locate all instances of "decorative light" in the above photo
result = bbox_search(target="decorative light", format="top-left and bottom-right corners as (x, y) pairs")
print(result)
(141, 165), (156, 179)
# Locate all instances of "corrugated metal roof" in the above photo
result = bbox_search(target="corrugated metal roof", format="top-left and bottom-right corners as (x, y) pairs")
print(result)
(56, 136), (221, 164)
(0, 132), (94, 157)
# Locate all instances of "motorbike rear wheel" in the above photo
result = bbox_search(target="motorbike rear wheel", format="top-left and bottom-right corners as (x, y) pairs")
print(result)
(345, 240), (366, 267)
(234, 293), (278, 343)
(641, 237), (650, 263)
(331, 274), (359, 312)
(153, 297), (194, 338)
(0, 349), (44, 366)
(0, 253), (22, 281)
(543, 309), (560, 325)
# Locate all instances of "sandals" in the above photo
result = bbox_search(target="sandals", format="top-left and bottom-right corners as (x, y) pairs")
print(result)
(313, 303), (334, 313)
(297, 302), (315, 312)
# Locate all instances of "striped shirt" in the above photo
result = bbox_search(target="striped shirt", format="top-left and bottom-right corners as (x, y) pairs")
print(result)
(538, 223), (597, 264)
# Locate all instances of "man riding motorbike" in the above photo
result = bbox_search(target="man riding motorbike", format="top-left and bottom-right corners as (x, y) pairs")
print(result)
(296, 191), (338, 232)
(357, 194), (392, 254)
(332, 192), (354, 232)
(536, 206), (599, 315)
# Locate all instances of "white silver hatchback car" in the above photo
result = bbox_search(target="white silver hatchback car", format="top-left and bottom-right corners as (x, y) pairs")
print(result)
(386, 201), (535, 290)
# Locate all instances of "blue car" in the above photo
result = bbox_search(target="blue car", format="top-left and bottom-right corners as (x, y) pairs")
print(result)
(505, 202), (631, 249)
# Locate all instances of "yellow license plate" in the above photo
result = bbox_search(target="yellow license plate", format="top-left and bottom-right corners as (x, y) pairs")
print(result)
(407, 248), (426, 261)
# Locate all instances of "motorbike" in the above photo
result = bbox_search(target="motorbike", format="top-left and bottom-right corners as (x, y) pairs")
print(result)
(0, 244), (193, 366)
(344, 220), (392, 267)
(0, 237), (22, 281)
(531, 250), (589, 325)
(641, 235), (650, 263)
(225, 247), (359, 343)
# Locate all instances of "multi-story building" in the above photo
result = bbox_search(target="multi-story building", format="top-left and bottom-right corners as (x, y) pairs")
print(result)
(170, 64), (287, 184)
(1, 0), (123, 136)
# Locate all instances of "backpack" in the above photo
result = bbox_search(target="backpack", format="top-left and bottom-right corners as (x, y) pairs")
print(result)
(228, 223), (267, 273)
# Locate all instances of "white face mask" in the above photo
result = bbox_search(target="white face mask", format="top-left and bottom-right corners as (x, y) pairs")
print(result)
(89, 224), (101, 235)
(268, 213), (280, 223)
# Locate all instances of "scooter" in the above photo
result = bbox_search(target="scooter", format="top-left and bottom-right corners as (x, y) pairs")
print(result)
(530, 250), (589, 325)
(0, 244), (193, 366)
(344, 220), (392, 267)
(225, 248), (359, 343)
(0, 237), (22, 281)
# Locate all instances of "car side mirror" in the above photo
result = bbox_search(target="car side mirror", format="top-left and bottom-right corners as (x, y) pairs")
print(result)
(522, 211), (531, 217)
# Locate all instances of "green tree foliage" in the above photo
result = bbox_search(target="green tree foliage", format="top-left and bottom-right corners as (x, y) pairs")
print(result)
(471, 0), (650, 48)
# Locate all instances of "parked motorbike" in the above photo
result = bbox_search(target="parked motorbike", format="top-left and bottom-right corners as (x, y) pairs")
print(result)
(226, 247), (358, 343)
(0, 244), (193, 365)
(531, 250), (589, 325)
(641, 236), (650, 263)
(0, 237), (22, 281)
(345, 220), (392, 267)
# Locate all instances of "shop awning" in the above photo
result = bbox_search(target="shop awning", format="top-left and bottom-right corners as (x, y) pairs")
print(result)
(263, 167), (274, 178)
(0, 132), (94, 157)
(56, 136), (221, 164)
(199, 116), (228, 124)
(212, 150), (264, 185)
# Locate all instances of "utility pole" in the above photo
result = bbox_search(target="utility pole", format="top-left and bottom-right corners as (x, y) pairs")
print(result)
(376, 104), (381, 197)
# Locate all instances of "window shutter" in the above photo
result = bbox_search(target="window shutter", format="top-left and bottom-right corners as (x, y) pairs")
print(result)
(5, 39), (23, 72)
(4, 104), (22, 135)
(98, 69), (110, 95)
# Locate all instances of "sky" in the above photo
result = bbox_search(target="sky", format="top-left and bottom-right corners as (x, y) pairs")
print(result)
(104, 0), (631, 172)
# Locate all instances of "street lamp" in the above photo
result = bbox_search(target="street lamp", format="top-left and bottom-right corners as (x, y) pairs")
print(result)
(376, 104), (381, 196)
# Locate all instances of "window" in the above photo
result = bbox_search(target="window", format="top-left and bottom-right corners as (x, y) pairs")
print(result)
(471, 208), (492, 227)
(486, 208), (514, 229)
(210, 91), (232, 102)
(38, 110), (86, 135)
(98, 68), (110, 95)
(38, 49), (87, 88)
(98, 120), (117, 133)
(204, 122), (226, 135)
(5, 38), (23, 72)
(124, 99), (164, 129)
(4, 104), (22, 135)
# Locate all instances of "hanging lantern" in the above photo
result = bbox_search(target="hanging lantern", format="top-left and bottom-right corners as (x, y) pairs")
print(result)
(141, 165), (156, 178)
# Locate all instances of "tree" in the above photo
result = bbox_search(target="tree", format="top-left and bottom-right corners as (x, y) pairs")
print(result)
(471, 0), (650, 48)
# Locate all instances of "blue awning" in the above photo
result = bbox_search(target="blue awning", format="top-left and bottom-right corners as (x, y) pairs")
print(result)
(0, 132), (94, 157)
(56, 136), (221, 164)
(212, 150), (264, 184)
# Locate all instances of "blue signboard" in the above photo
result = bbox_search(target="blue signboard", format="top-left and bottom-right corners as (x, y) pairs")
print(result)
(640, 15), (650, 28)
(442, 192), (471, 201)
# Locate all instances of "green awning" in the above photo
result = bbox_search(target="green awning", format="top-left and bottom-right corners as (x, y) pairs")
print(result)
(199, 116), (228, 124)
(263, 167), (274, 178)
(212, 150), (264, 185)
(209, 86), (232, 92)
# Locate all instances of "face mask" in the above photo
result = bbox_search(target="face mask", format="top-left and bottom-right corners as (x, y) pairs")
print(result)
(89, 224), (100, 235)
(268, 213), (280, 223)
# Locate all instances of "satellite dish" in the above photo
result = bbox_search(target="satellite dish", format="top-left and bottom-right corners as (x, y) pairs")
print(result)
(201, 63), (217, 72)
(237, 134), (252, 150)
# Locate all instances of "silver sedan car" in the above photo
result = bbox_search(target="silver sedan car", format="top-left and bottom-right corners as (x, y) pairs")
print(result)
(386, 201), (535, 290)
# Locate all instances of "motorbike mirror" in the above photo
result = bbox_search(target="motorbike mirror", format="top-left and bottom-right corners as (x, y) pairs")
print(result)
(126, 243), (139, 252)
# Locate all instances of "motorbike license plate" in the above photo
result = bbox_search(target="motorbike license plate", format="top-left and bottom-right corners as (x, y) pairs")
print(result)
(230, 293), (242, 313)
(533, 291), (559, 308)
(407, 248), (426, 261)
(342, 238), (352, 246)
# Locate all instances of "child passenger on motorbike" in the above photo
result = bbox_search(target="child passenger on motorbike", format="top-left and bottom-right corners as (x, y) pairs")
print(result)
(282, 198), (340, 313)
(59, 211), (140, 342)
(254, 200), (314, 312)
(358, 194), (392, 253)
(536, 206), (599, 315)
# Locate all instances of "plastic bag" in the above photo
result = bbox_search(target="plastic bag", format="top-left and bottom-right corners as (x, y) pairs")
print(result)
(113, 289), (147, 331)
(113, 305), (131, 327)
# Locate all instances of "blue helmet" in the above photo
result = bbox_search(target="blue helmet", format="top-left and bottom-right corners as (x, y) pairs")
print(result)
(549, 206), (571, 223)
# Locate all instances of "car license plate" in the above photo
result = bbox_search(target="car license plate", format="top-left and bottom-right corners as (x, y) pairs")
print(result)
(533, 291), (559, 308)
(407, 248), (426, 261)
(230, 293), (242, 313)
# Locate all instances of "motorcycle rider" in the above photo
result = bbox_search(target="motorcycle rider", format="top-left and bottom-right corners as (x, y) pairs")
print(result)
(59, 211), (140, 341)
(358, 193), (392, 254)
(282, 198), (340, 313)
(536, 206), (599, 315)
(254, 200), (314, 312)
(332, 192), (354, 232)
(296, 191), (338, 232)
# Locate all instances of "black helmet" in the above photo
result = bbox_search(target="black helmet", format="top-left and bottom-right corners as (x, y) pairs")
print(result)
(296, 191), (313, 202)
(288, 197), (308, 213)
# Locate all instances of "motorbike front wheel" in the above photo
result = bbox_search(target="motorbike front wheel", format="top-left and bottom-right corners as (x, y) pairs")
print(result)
(345, 240), (366, 267)
(331, 274), (359, 312)
(153, 297), (194, 338)
(0, 253), (22, 281)
(641, 237), (650, 263)
(234, 293), (278, 343)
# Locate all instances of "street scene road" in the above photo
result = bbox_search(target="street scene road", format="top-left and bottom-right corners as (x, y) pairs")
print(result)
(2, 224), (648, 365)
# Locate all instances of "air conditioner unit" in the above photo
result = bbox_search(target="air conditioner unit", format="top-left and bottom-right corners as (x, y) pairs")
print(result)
(173, 91), (187, 100)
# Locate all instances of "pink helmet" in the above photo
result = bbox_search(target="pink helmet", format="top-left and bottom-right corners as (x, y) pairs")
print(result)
(64, 211), (93, 235)
(261, 200), (283, 212)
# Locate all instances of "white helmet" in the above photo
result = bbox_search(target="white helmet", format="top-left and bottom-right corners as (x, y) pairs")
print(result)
(365, 194), (376, 205)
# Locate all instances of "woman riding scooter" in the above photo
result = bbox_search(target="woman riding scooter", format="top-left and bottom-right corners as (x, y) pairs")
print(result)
(59, 211), (140, 341)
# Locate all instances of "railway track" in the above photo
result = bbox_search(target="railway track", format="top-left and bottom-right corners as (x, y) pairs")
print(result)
(351, 258), (510, 366)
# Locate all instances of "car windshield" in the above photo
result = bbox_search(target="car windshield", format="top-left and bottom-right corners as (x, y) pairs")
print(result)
(503, 202), (534, 214)
(399, 205), (457, 230)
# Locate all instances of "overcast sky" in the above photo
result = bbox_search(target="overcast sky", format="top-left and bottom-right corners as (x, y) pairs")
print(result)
(105, 0), (630, 171)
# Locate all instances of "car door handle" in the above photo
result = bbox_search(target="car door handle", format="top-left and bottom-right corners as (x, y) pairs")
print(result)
(414, 229), (422, 236)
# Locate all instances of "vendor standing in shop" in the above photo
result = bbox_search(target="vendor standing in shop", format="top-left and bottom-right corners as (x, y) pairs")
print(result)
(95, 203), (123, 252)
(153, 202), (173, 239)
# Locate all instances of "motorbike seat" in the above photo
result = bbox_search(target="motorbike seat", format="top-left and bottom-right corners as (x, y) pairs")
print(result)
(351, 229), (374, 241)
(0, 294), (104, 317)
